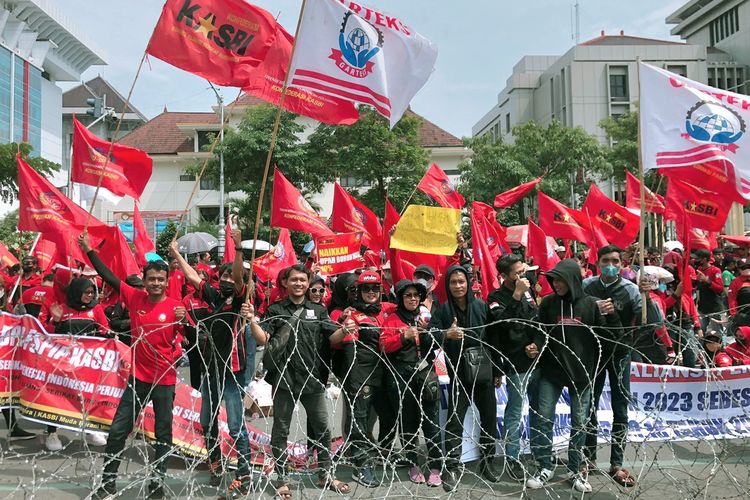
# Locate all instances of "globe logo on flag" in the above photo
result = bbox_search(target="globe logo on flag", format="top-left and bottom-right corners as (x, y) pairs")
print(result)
(685, 101), (745, 145)
(273, 242), (285, 260)
(334, 12), (383, 78)
(440, 180), (456, 194)
(39, 192), (67, 212)
(353, 206), (367, 224)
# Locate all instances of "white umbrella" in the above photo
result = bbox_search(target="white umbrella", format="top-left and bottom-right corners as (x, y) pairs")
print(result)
(240, 239), (272, 252)
(177, 232), (219, 254)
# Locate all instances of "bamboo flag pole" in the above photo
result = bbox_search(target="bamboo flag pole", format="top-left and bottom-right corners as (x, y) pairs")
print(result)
(245, 0), (310, 306)
(636, 58), (648, 324)
(84, 52), (148, 230)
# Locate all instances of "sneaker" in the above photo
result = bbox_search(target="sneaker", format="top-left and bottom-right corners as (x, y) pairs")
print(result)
(85, 432), (107, 446)
(568, 470), (593, 493)
(426, 469), (442, 487)
(9, 427), (36, 440)
(408, 466), (426, 484)
(208, 459), (223, 487)
(89, 481), (116, 500)
(506, 460), (526, 482)
(45, 432), (63, 451)
(147, 482), (164, 499)
(352, 466), (379, 488)
(441, 468), (459, 493)
(227, 475), (252, 498)
(526, 467), (553, 489)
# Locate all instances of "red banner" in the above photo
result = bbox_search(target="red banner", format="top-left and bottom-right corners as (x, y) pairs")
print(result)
(71, 117), (152, 200)
(270, 168), (334, 239)
(315, 232), (362, 276)
(146, 0), (277, 88)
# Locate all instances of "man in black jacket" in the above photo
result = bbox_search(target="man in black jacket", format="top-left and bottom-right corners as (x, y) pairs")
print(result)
(526, 259), (620, 493)
(247, 264), (352, 499)
(486, 254), (540, 481)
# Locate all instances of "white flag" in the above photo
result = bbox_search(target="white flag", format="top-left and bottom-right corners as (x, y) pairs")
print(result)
(639, 62), (750, 199)
(288, 0), (437, 127)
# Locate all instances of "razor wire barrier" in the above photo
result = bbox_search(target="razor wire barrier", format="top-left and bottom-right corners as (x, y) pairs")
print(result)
(0, 304), (748, 499)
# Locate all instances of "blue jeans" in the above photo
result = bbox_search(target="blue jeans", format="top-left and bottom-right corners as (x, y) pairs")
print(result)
(503, 369), (539, 461)
(530, 376), (591, 473)
(200, 368), (251, 477)
(584, 353), (630, 467)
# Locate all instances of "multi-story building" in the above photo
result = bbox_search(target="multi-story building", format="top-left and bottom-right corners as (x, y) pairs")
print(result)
(97, 96), (467, 241)
(472, 31), (748, 201)
(0, 0), (105, 182)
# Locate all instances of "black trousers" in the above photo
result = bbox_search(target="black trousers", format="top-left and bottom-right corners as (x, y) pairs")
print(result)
(102, 378), (175, 483)
(271, 389), (331, 483)
(444, 380), (498, 470)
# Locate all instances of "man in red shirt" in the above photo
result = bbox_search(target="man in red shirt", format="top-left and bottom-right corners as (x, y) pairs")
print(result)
(16, 273), (54, 317)
(692, 249), (724, 331)
(728, 261), (750, 314)
(80, 233), (186, 500)
(166, 257), (186, 300)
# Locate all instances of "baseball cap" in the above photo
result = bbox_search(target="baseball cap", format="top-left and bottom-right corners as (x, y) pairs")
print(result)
(414, 264), (436, 279)
(691, 249), (710, 260)
(357, 270), (381, 285)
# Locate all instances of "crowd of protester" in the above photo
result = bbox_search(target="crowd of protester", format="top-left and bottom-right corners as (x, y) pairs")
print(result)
(0, 229), (747, 499)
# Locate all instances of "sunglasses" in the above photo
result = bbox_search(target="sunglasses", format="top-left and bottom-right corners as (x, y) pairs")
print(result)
(403, 292), (421, 299)
(361, 285), (381, 293)
(309, 288), (324, 294)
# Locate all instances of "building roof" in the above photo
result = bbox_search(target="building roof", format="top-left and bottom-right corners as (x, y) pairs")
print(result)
(666, 0), (714, 24)
(405, 109), (464, 148)
(63, 76), (146, 120)
(119, 112), (218, 154)
(579, 31), (684, 46)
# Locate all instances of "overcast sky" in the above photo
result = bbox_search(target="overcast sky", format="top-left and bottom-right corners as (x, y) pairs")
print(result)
(56, 0), (686, 138)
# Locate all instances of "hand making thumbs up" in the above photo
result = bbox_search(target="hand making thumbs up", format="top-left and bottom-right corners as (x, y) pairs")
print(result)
(446, 317), (464, 340)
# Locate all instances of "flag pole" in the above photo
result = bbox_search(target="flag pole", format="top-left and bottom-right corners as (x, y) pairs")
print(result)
(246, 0), (309, 298)
(636, 58), (648, 324)
(84, 51), (148, 231)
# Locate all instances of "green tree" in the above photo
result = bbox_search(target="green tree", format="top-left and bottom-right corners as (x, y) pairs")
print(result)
(195, 105), (317, 242)
(0, 143), (59, 203)
(155, 220), (177, 259)
(0, 210), (35, 257)
(460, 121), (611, 225)
(186, 217), (219, 237)
(599, 111), (638, 181)
(304, 107), (431, 215)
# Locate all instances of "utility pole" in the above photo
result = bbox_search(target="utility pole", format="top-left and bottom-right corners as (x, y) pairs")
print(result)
(209, 83), (226, 259)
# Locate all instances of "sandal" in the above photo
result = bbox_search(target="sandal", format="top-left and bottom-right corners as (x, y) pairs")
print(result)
(276, 484), (293, 500)
(316, 477), (351, 494)
(609, 466), (636, 487)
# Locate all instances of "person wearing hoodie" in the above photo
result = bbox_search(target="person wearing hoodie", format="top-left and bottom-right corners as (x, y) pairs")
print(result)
(700, 332), (733, 368)
(427, 265), (499, 491)
(43, 276), (111, 451)
(381, 279), (442, 487)
(486, 253), (541, 482)
(526, 259), (620, 493)
(726, 326), (750, 365)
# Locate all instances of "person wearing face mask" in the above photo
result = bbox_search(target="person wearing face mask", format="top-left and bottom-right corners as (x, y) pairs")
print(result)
(692, 248), (725, 332)
(169, 229), (254, 497)
(632, 267), (676, 364)
(526, 259), (620, 493)
(581, 245), (654, 489)
(727, 261), (750, 315)
(427, 265), (498, 491)
(486, 254), (540, 482)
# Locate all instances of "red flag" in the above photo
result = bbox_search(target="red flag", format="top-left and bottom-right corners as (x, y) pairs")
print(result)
(132, 204), (155, 267)
(146, 0), (277, 87)
(71, 117), (152, 200)
(473, 201), (510, 259)
(383, 198), (400, 253)
(331, 183), (382, 251)
(576, 208), (610, 265)
(494, 176), (543, 208)
(97, 227), (141, 278)
(625, 170), (665, 214)
(537, 191), (589, 242)
(33, 238), (59, 272)
(526, 218), (560, 272)
(417, 164), (465, 209)
(253, 229), (297, 283)
(665, 179), (732, 232)
(0, 243), (18, 270)
(582, 183), (640, 248)
(270, 168), (334, 239)
(470, 202), (499, 299)
(659, 163), (745, 204)
(242, 25), (359, 125)
(223, 218), (236, 265)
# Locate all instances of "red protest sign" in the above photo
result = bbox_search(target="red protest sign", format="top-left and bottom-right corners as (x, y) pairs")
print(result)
(315, 232), (363, 276)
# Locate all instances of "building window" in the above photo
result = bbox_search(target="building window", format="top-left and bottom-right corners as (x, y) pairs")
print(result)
(27, 65), (41, 156)
(13, 57), (23, 144)
(196, 130), (215, 152)
(609, 66), (629, 101)
(200, 177), (216, 190)
(180, 173), (196, 181)
(199, 206), (220, 223)
(667, 65), (687, 77)
(505, 113), (511, 135)
(711, 6), (739, 45)
(340, 176), (371, 188)
(0, 47), (10, 143)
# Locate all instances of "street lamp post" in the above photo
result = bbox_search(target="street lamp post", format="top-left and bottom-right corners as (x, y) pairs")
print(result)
(209, 83), (226, 259)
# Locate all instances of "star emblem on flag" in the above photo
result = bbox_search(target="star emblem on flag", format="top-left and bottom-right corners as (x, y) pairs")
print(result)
(195, 14), (216, 38)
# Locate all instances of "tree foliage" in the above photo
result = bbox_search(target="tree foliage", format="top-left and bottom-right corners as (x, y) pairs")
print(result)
(599, 111), (638, 181)
(155, 220), (178, 259)
(0, 142), (60, 203)
(459, 121), (611, 225)
(304, 107), (431, 215)
(0, 210), (35, 258)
